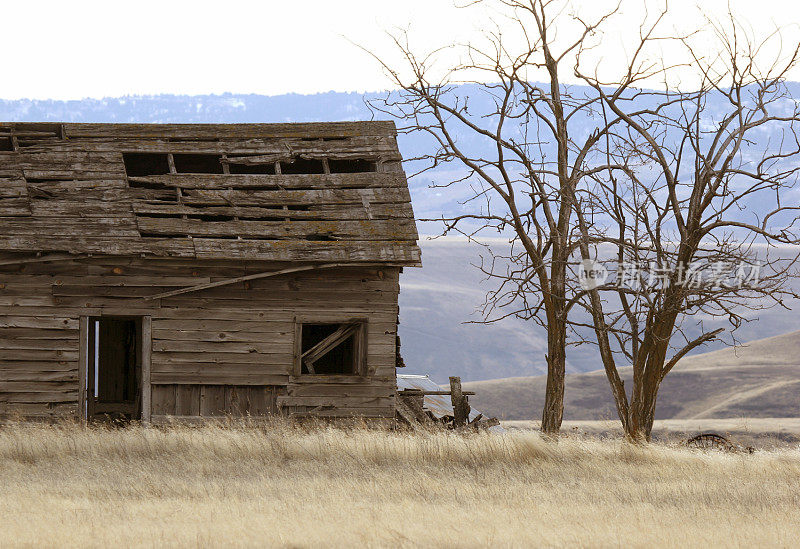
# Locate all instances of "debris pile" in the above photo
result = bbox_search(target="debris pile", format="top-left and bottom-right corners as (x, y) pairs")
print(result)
(396, 374), (502, 431)
(687, 433), (755, 453)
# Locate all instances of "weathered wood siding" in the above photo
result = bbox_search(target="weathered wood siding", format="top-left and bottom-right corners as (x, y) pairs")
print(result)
(0, 257), (400, 421)
(0, 121), (418, 422)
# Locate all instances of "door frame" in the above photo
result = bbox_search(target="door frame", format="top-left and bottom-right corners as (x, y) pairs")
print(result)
(78, 315), (151, 424)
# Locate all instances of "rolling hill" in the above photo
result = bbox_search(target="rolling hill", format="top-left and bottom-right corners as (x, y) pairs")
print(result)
(463, 329), (800, 420)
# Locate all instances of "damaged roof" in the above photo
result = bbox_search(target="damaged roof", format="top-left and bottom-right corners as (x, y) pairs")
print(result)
(0, 121), (420, 264)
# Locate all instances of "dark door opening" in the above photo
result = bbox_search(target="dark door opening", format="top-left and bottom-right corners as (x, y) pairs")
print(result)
(86, 317), (142, 422)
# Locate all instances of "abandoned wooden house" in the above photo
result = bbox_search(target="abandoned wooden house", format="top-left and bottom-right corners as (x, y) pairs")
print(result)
(0, 121), (420, 423)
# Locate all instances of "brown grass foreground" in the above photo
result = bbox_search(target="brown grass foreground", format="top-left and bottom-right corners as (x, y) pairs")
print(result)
(0, 422), (798, 548)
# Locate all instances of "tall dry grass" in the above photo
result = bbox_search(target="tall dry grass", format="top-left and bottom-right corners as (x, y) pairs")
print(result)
(0, 420), (798, 548)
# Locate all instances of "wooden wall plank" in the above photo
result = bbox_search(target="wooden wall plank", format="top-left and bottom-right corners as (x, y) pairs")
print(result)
(133, 202), (407, 221)
(136, 218), (417, 241)
(0, 236), (420, 264)
(133, 172), (407, 190)
(62, 121), (397, 139)
(150, 372), (290, 386)
(151, 385), (176, 416)
(37, 135), (399, 155)
(199, 385), (225, 416)
(175, 385), (200, 416)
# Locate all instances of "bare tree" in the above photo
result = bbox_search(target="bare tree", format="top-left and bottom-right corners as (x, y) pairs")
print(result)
(371, 0), (800, 440)
(572, 10), (800, 440)
(369, 0), (638, 435)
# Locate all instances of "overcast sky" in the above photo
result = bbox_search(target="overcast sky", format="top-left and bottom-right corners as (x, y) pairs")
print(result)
(3, 0), (798, 100)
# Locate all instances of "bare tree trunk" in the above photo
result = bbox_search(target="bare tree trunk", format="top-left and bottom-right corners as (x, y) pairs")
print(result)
(541, 317), (566, 434)
(540, 248), (568, 436)
(626, 363), (662, 440)
(617, 310), (674, 441)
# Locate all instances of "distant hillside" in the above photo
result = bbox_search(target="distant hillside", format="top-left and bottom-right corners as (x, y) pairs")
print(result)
(463, 330), (800, 420)
(398, 239), (800, 383)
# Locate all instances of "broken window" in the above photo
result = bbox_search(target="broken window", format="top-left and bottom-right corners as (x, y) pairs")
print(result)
(0, 136), (14, 152)
(281, 157), (325, 174)
(298, 321), (366, 375)
(123, 153), (171, 176)
(173, 153), (224, 174)
(12, 123), (64, 147)
(328, 159), (377, 173)
(229, 162), (276, 175)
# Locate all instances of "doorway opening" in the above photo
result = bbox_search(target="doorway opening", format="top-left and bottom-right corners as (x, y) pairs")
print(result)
(85, 317), (143, 422)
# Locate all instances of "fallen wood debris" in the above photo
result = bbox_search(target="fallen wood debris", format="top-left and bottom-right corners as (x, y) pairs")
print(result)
(396, 374), (502, 431)
(686, 433), (755, 453)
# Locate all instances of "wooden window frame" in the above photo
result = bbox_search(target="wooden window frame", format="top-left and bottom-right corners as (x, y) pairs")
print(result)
(293, 316), (368, 378)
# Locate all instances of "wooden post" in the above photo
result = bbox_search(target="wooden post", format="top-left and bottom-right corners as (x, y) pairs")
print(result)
(449, 376), (470, 428)
(78, 316), (89, 425)
(140, 316), (152, 425)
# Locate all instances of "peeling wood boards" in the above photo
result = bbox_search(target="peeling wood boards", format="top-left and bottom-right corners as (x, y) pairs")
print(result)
(0, 236), (421, 263)
(192, 240), (420, 263)
(0, 175), (30, 216)
(135, 218), (417, 240)
(62, 122), (398, 139)
(0, 121), (419, 265)
(129, 172), (407, 190)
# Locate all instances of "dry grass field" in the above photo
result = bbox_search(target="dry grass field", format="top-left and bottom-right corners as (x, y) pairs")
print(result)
(504, 418), (800, 447)
(0, 422), (799, 548)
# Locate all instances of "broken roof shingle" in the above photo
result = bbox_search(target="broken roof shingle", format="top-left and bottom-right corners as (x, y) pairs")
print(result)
(0, 122), (420, 265)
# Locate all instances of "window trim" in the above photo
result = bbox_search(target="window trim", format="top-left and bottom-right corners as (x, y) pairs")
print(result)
(293, 316), (368, 378)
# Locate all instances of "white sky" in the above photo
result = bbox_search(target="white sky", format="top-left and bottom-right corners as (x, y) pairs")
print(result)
(2, 0), (799, 100)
